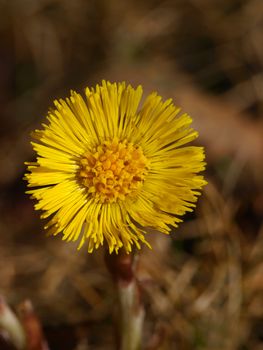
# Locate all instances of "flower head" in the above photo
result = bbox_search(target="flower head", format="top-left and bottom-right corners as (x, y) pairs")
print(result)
(25, 81), (206, 253)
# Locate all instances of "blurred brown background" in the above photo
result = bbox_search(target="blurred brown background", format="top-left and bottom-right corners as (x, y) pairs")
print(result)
(0, 0), (263, 349)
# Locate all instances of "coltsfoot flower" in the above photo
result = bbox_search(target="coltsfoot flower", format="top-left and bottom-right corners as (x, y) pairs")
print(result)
(25, 81), (206, 253)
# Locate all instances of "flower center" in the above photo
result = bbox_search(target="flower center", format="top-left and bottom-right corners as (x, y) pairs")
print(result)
(78, 138), (149, 203)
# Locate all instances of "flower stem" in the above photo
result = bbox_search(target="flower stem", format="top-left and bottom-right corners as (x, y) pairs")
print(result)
(105, 251), (145, 350)
(0, 296), (26, 350)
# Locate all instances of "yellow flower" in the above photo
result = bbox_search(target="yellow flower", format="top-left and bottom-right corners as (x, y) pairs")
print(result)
(25, 81), (206, 254)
